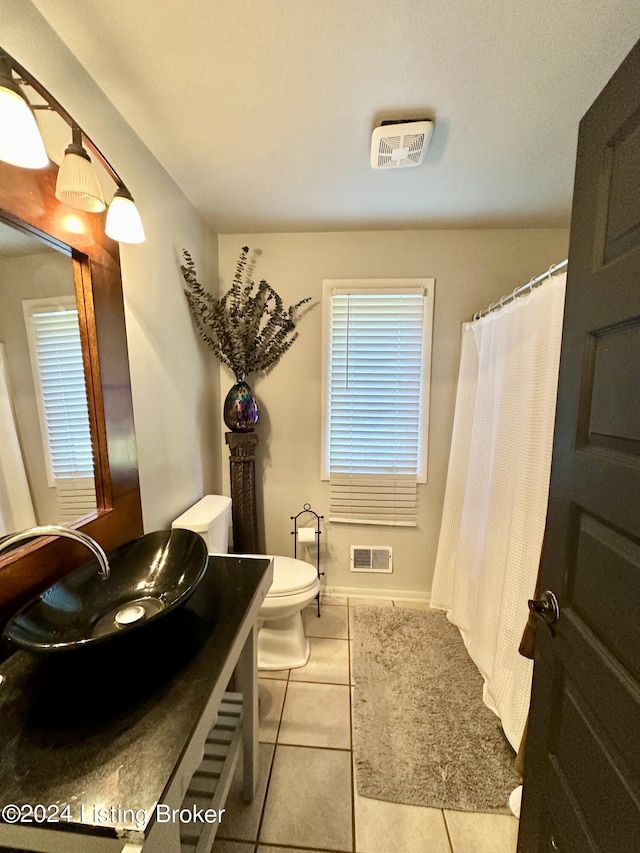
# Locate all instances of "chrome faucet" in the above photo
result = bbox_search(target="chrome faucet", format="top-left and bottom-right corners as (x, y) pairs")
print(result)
(0, 525), (110, 579)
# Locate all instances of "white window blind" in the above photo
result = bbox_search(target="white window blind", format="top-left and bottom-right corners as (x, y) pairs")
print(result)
(23, 297), (97, 518)
(322, 280), (434, 526)
(54, 476), (97, 523)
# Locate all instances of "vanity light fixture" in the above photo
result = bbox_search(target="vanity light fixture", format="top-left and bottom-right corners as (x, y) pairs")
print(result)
(55, 126), (105, 213)
(105, 185), (145, 244)
(0, 48), (145, 244)
(0, 52), (48, 169)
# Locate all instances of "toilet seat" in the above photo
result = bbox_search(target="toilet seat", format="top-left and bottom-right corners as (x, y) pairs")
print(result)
(267, 556), (318, 597)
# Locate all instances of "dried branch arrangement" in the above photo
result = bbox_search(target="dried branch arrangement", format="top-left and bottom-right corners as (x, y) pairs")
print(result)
(180, 246), (312, 379)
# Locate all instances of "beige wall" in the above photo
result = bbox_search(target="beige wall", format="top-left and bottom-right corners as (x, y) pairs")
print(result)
(218, 229), (569, 597)
(2, 2), (222, 531)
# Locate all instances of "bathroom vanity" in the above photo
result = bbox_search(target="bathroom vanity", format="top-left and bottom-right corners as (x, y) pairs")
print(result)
(0, 553), (273, 853)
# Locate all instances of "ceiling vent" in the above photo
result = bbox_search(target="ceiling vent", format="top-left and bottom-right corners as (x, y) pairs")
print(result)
(370, 119), (433, 169)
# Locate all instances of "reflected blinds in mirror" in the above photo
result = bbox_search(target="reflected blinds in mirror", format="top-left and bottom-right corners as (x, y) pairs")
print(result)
(22, 297), (97, 521)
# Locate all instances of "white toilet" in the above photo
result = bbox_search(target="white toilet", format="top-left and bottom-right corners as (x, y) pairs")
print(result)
(172, 495), (320, 670)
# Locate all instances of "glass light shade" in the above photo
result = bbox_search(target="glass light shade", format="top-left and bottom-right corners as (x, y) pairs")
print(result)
(55, 143), (105, 212)
(0, 84), (48, 169)
(105, 188), (145, 244)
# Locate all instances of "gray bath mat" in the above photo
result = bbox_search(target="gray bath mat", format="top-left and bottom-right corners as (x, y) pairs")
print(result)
(351, 606), (520, 813)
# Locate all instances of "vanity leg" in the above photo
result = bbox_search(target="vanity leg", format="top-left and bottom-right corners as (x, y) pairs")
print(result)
(239, 623), (258, 802)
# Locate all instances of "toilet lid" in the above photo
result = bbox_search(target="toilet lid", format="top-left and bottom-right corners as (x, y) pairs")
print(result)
(269, 556), (318, 596)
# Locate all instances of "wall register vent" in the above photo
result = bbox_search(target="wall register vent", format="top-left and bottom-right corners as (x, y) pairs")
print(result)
(350, 546), (393, 573)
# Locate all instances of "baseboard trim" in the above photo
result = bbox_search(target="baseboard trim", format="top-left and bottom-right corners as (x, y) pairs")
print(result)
(322, 584), (431, 604)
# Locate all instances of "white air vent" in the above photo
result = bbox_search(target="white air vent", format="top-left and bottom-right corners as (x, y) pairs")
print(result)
(350, 546), (393, 573)
(370, 120), (433, 169)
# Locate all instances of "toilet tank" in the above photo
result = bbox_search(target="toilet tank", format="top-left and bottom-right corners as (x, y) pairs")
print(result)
(171, 495), (232, 554)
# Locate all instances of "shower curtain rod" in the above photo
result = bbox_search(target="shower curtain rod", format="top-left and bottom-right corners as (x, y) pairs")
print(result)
(472, 259), (568, 321)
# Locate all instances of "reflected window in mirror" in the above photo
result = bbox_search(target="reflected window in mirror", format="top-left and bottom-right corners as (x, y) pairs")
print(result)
(23, 295), (97, 522)
(0, 218), (97, 535)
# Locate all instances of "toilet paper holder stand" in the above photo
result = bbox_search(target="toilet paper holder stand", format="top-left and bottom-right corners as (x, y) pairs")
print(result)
(291, 503), (324, 617)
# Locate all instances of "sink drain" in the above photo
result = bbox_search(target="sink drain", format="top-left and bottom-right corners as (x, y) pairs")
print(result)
(114, 604), (146, 626)
(92, 597), (165, 638)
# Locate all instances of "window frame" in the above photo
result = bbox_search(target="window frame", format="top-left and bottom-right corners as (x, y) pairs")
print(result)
(321, 277), (435, 485)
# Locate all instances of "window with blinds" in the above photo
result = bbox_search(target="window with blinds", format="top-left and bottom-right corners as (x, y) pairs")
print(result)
(322, 279), (434, 526)
(22, 297), (97, 520)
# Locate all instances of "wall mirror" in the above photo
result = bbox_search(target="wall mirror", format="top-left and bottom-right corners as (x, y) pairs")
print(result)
(0, 217), (98, 533)
(0, 156), (142, 628)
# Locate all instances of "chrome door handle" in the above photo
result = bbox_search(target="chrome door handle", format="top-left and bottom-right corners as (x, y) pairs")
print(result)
(528, 590), (560, 631)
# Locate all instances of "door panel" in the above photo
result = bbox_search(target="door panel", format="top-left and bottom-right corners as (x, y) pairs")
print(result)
(603, 110), (640, 263)
(518, 36), (640, 853)
(572, 513), (640, 678)
(553, 680), (637, 851)
(586, 321), (640, 454)
(560, 611), (640, 766)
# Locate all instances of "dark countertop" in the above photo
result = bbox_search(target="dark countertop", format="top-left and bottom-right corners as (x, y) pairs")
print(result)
(0, 554), (271, 840)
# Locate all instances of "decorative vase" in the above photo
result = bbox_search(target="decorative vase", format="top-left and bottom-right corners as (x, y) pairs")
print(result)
(223, 378), (259, 432)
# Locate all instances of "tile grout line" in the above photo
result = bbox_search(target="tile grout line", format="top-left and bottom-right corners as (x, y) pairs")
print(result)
(253, 669), (290, 851)
(348, 598), (356, 853)
(441, 808), (456, 853)
(269, 742), (352, 755)
(252, 843), (353, 852)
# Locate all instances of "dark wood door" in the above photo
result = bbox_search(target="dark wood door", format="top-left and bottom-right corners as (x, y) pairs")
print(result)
(518, 38), (640, 853)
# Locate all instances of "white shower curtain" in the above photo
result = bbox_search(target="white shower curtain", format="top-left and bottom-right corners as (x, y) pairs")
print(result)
(430, 272), (567, 751)
(0, 343), (36, 535)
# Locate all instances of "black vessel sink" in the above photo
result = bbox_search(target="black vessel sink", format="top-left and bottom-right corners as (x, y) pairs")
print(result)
(2, 529), (208, 654)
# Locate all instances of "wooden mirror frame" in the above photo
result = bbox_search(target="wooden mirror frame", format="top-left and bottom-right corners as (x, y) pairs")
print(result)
(0, 159), (143, 628)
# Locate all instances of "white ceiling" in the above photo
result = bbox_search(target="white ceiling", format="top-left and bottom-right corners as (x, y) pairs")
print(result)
(30, 0), (640, 233)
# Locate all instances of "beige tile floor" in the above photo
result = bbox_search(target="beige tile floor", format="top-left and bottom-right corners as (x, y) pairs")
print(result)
(214, 597), (519, 853)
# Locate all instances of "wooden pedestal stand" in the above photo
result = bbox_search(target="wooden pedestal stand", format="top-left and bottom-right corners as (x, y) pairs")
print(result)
(225, 432), (260, 553)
